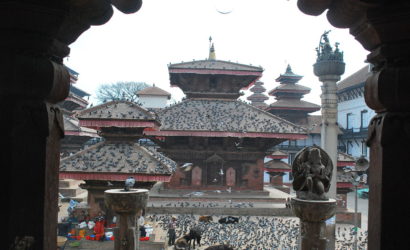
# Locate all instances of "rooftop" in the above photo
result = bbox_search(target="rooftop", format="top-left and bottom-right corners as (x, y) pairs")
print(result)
(60, 141), (176, 178)
(76, 100), (157, 122)
(264, 160), (291, 171)
(148, 99), (306, 137)
(337, 65), (370, 93)
(137, 86), (171, 97)
(63, 114), (99, 137)
(168, 59), (263, 73)
(267, 99), (320, 111)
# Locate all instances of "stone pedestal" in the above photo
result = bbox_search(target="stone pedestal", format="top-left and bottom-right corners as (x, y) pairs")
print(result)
(105, 189), (148, 250)
(291, 198), (337, 250)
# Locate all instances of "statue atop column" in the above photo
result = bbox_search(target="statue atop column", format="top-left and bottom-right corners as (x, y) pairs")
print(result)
(290, 146), (337, 250)
(292, 146), (333, 200)
(315, 30), (344, 63)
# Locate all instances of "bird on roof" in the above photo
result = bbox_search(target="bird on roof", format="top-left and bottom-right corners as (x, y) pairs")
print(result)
(179, 163), (193, 172)
(124, 177), (135, 191)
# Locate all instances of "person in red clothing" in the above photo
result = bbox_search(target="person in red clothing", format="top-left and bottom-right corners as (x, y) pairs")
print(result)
(93, 212), (106, 240)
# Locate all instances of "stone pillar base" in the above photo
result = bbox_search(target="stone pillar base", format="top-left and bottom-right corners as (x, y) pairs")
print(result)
(105, 189), (148, 250)
(291, 198), (336, 250)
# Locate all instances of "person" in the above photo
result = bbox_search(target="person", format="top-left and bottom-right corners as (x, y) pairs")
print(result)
(167, 217), (177, 246)
(93, 212), (105, 240)
(138, 215), (146, 237)
(77, 210), (90, 223)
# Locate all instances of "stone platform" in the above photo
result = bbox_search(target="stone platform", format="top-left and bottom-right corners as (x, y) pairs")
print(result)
(61, 239), (165, 250)
(149, 183), (290, 203)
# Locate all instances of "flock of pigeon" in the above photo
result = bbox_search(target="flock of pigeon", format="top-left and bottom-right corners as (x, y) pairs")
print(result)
(150, 201), (254, 209)
(158, 99), (304, 134)
(77, 101), (155, 120)
(146, 214), (368, 249)
(60, 142), (175, 175)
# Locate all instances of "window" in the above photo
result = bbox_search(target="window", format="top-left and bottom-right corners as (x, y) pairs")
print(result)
(361, 110), (369, 128)
(209, 77), (217, 90)
(347, 141), (353, 155)
(288, 153), (296, 165)
(362, 141), (368, 156)
(346, 113), (353, 129)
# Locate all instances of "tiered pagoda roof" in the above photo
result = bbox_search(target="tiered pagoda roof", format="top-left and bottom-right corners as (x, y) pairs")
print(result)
(63, 115), (98, 138)
(76, 100), (159, 131)
(59, 141), (175, 182)
(59, 67), (90, 113)
(264, 150), (291, 173)
(147, 46), (306, 140)
(267, 65), (320, 113)
(146, 99), (306, 139)
(266, 150), (288, 159)
(60, 100), (176, 182)
(247, 81), (269, 109)
(264, 160), (291, 173)
(168, 44), (263, 100)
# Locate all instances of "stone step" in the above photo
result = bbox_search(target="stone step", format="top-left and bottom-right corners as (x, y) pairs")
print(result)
(59, 187), (86, 198)
(59, 179), (84, 188)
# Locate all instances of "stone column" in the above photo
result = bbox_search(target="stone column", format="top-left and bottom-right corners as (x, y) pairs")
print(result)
(313, 33), (345, 250)
(313, 37), (345, 198)
(291, 198), (337, 250)
(105, 189), (149, 250)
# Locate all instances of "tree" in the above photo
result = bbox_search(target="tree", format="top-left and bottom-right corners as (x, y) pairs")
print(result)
(95, 81), (149, 103)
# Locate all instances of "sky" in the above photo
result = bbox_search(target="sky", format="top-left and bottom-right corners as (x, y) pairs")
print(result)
(64, 0), (369, 109)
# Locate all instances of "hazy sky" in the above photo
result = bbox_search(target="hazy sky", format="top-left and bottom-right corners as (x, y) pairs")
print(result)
(64, 0), (369, 108)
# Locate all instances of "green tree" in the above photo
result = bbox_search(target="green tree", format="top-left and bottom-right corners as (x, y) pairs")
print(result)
(95, 81), (149, 103)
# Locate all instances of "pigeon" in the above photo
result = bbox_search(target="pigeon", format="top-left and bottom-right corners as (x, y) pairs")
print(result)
(179, 162), (193, 172)
(124, 177), (135, 191)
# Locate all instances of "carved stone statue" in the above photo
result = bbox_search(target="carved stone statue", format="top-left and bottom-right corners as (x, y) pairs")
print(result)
(315, 30), (344, 63)
(292, 146), (333, 200)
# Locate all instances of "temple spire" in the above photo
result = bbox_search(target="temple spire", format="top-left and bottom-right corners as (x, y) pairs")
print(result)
(209, 43), (216, 60)
(208, 36), (216, 60)
(286, 64), (293, 74)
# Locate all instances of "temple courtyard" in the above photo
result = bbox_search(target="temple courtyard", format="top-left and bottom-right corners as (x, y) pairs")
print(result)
(59, 184), (368, 249)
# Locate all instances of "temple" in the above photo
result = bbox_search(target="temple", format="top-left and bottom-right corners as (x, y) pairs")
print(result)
(264, 150), (291, 193)
(266, 65), (320, 124)
(145, 45), (307, 190)
(247, 81), (269, 109)
(59, 68), (99, 157)
(59, 100), (176, 217)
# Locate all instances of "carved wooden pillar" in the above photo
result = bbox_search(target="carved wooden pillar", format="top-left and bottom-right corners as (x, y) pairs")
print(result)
(297, 1), (410, 249)
(1, 1), (142, 249)
(1, 4), (69, 249)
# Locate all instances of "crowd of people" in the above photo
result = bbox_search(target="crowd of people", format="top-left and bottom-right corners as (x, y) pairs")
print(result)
(158, 99), (303, 134)
(146, 214), (368, 249)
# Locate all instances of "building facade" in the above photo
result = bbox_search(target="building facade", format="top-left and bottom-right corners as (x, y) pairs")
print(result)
(136, 85), (171, 109)
(337, 65), (375, 158)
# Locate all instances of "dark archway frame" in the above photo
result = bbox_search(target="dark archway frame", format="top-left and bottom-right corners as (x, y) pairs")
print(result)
(2, 1), (408, 249)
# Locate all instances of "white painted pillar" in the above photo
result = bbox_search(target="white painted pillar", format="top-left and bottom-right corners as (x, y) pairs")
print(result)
(319, 75), (340, 199)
